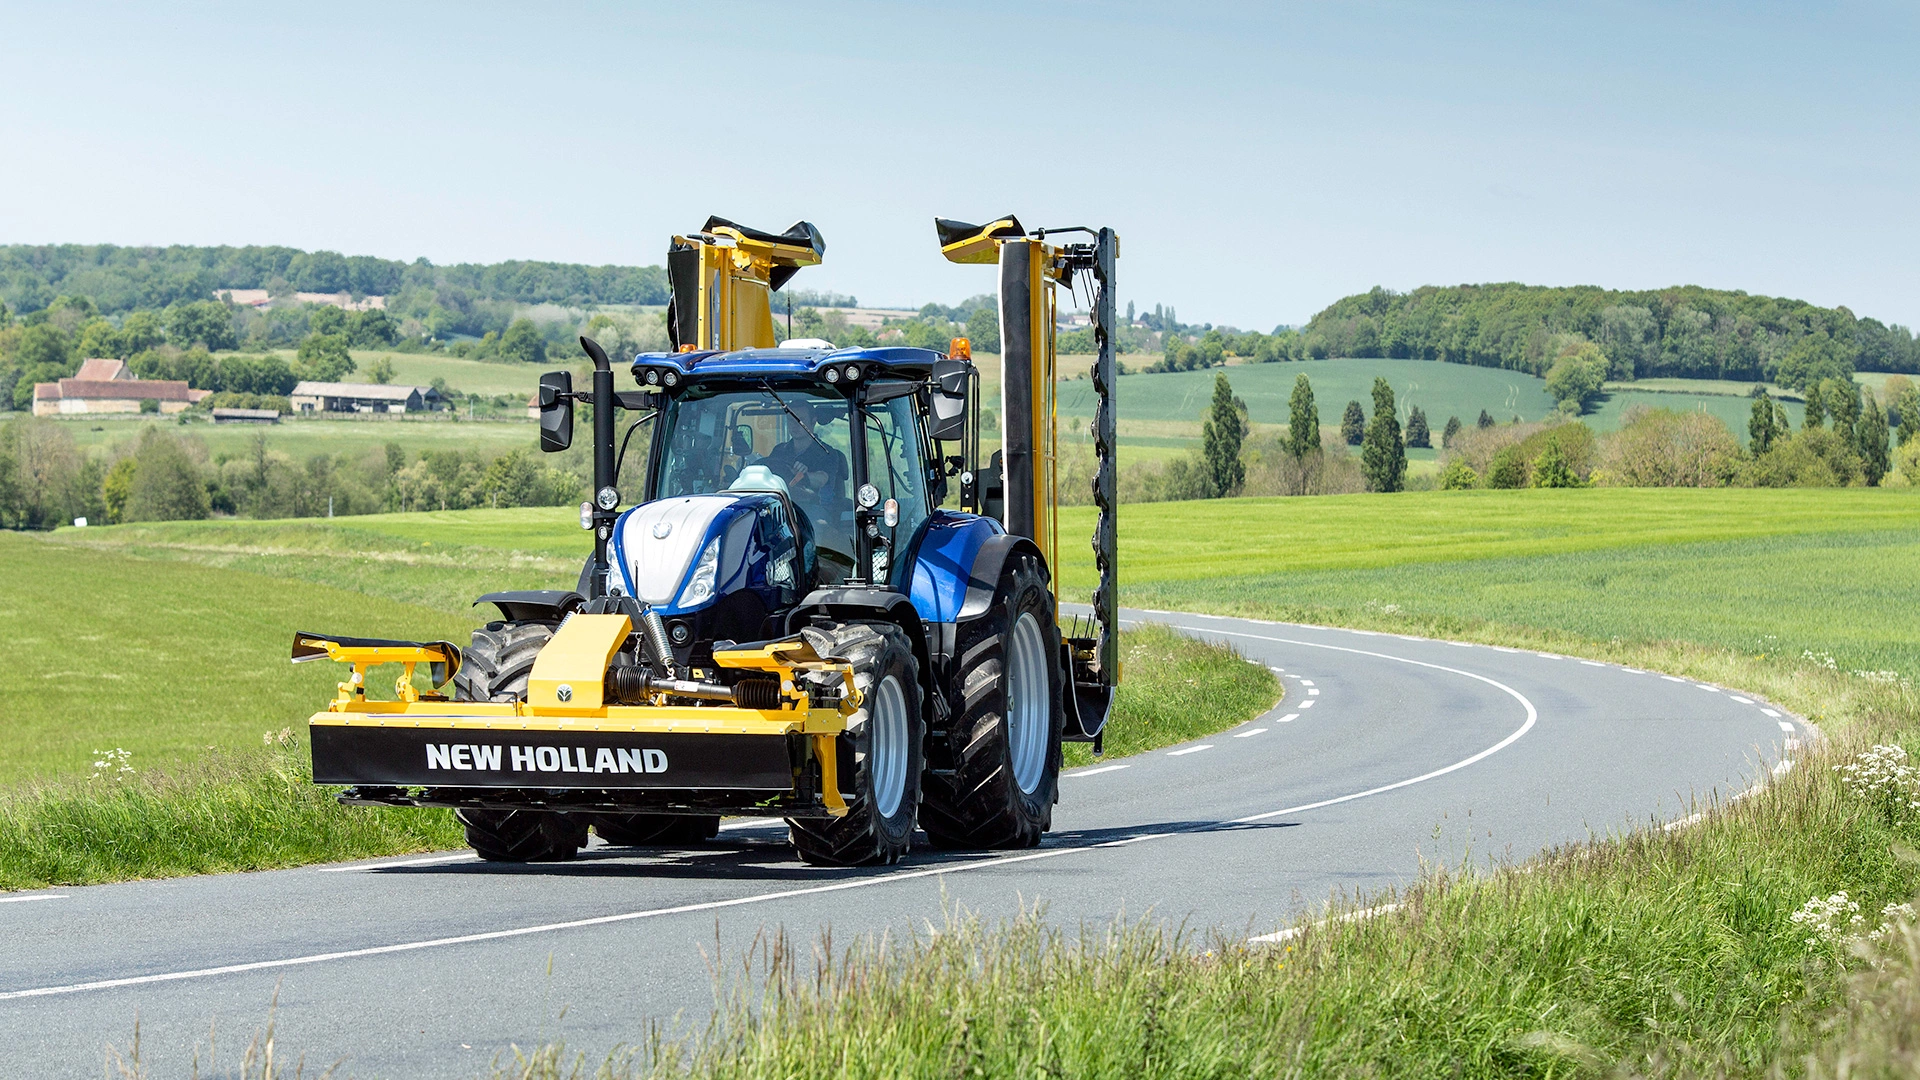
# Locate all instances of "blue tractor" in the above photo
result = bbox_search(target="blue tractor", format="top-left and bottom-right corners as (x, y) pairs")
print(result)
(303, 216), (1119, 866)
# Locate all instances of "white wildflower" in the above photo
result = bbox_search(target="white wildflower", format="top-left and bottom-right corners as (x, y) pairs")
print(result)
(1791, 892), (1865, 948)
(89, 747), (134, 782)
(1832, 744), (1920, 814)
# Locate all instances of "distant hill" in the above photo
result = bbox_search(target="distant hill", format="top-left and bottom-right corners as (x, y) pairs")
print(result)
(0, 244), (670, 315)
(1300, 283), (1918, 386)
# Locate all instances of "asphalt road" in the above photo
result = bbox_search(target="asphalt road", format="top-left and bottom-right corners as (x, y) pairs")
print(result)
(0, 608), (1807, 1078)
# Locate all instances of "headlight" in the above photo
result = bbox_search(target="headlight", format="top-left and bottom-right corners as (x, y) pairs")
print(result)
(844, 365), (861, 382)
(595, 486), (619, 510)
(678, 536), (721, 607)
(857, 483), (880, 509)
(663, 370), (679, 387)
(825, 367), (840, 383)
(645, 369), (659, 385)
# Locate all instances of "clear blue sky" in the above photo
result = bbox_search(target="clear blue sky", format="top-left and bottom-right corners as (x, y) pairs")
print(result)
(1, 1), (1913, 329)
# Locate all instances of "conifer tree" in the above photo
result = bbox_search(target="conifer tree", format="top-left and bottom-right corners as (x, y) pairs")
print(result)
(1858, 393), (1891, 486)
(1477, 409), (1495, 429)
(1441, 415), (1462, 448)
(1361, 377), (1407, 492)
(1405, 405), (1430, 448)
(1749, 389), (1780, 453)
(1341, 400), (1366, 445)
(1201, 372), (1244, 497)
(1287, 374), (1321, 459)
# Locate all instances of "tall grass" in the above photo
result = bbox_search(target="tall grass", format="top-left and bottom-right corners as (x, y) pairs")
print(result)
(0, 739), (462, 890)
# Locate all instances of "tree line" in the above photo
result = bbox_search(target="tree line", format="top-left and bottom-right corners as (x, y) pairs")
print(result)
(1297, 283), (1917, 388)
(0, 416), (587, 531)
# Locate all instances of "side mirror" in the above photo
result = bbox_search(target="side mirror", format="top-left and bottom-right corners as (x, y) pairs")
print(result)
(928, 357), (971, 441)
(538, 371), (574, 452)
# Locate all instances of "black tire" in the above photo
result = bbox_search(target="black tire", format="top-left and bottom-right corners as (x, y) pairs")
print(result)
(591, 813), (720, 846)
(919, 552), (1063, 850)
(456, 807), (589, 862)
(786, 622), (924, 866)
(452, 620), (585, 862)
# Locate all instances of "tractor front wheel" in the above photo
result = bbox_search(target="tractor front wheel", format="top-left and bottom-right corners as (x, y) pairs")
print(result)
(786, 621), (924, 866)
(452, 620), (586, 862)
(919, 552), (1063, 850)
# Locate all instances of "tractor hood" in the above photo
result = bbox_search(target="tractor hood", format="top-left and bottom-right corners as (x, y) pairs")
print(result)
(609, 493), (799, 614)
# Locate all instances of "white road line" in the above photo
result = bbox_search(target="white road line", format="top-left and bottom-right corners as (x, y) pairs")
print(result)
(1297, 699), (1316, 709)
(1621, 667), (1646, 674)
(1731, 696), (1753, 705)
(1778, 721), (1795, 733)
(1299, 680), (1315, 687)
(1234, 728), (1268, 738)
(1307, 688), (1320, 696)
(1536, 653), (1563, 660)
(1252, 902), (1401, 943)
(1067, 764), (1130, 777)
(1761, 708), (1781, 718)
(317, 853), (478, 873)
(1167, 745), (1214, 757)
(1580, 661), (1605, 667)
(1662, 813), (1705, 832)
(1283, 674), (1302, 681)
(1773, 759), (1795, 777)
(1276, 713), (1301, 723)
(1696, 685), (1720, 693)
(1447, 642), (1473, 648)
(1661, 675), (1687, 683)
(0, 895), (66, 905)
(1268, 666), (1286, 674)
(1489, 646), (1522, 654)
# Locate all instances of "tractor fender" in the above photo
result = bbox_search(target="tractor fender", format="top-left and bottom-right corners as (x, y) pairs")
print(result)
(787, 588), (939, 721)
(956, 534), (1048, 622)
(474, 590), (585, 623)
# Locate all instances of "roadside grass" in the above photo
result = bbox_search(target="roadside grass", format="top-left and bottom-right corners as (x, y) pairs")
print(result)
(0, 740), (463, 891)
(1063, 623), (1280, 767)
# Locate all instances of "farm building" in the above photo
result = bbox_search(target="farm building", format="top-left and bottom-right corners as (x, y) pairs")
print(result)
(289, 381), (447, 414)
(31, 358), (209, 416)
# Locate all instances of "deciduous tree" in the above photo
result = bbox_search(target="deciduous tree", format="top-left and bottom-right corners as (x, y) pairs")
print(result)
(1286, 374), (1320, 459)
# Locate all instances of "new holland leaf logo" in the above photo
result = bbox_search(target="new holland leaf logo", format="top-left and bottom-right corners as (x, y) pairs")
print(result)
(556, 684), (573, 702)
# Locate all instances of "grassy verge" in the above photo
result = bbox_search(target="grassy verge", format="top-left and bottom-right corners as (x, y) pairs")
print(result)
(1064, 622), (1279, 767)
(0, 740), (463, 891)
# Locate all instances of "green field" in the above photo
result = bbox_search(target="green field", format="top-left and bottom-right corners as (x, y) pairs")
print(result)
(1057, 487), (1920, 677)
(276, 347), (548, 399)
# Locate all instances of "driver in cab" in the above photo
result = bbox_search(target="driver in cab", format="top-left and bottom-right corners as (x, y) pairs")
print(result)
(765, 397), (848, 507)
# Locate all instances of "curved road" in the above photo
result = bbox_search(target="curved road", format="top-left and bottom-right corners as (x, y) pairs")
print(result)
(0, 609), (1805, 1078)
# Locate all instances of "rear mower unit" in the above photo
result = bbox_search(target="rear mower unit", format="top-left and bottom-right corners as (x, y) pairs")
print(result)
(301, 214), (1120, 866)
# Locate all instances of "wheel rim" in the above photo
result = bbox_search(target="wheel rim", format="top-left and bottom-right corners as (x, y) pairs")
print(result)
(1006, 611), (1050, 795)
(868, 674), (910, 820)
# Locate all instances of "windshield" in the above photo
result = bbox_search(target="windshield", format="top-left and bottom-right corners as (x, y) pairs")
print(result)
(654, 385), (856, 583)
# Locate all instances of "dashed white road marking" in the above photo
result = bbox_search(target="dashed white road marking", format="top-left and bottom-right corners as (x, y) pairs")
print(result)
(1536, 653), (1562, 660)
(1730, 696), (1753, 704)
(1778, 721), (1795, 733)
(1761, 708), (1781, 718)
(0, 895), (66, 905)
(1268, 666), (1286, 674)
(1307, 688), (1321, 696)
(1068, 764), (1130, 778)
(1580, 660), (1606, 667)
(1167, 745), (1214, 757)
(1446, 641), (1474, 649)
(1297, 699), (1316, 709)
(1234, 728), (1268, 738)
(1283, 674), (1303, 681)
(1621, 667), (1646, 674)
(1490, 646), (1522, 654)
(1785, 738), (1802, 751)
(1661, 675), (1687, 683)
(1276, 713), (1301, 723)
(1696, 685), (1720, 693)
(1299, 680), (1315, 687)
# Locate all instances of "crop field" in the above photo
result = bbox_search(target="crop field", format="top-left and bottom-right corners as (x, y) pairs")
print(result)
(1059, 486), (1920, 677)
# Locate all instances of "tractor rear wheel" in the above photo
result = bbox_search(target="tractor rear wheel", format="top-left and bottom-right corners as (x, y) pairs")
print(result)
(919, 552), (1063, 850)
(591, 813), (720, 846)
(452, 620), (586, 862)
(786, 621), (923, 866)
